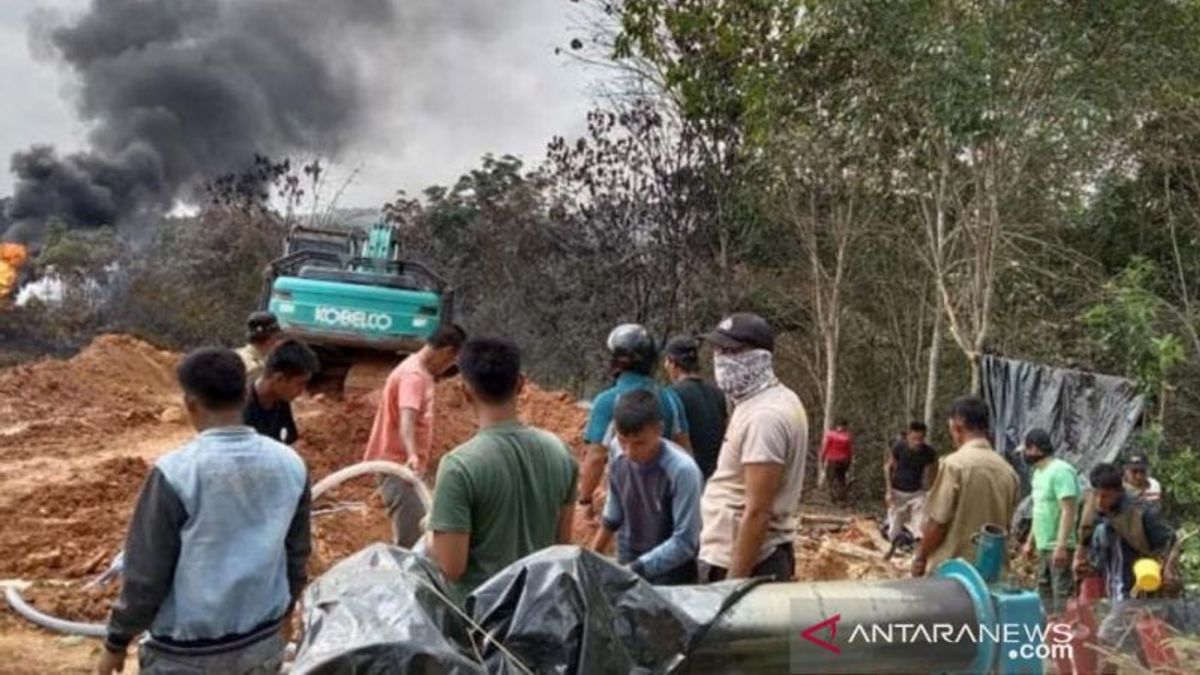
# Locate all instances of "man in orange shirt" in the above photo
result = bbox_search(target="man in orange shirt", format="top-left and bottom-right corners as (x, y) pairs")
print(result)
(364, 323), (466, 547)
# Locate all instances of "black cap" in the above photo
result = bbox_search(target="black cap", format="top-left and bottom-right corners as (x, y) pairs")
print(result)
(704, 312), (775, 352)
(1024, 428), (1054, 454)
(664, 336), (699, 360)
(247, 311), (281, 339)
(1126, 453), (1150, 469)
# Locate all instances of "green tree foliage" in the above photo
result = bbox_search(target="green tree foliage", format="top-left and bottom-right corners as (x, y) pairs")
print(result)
(584, 0), (1200, 459)
(1082, 258), (1186, 404)
(110, 208), (286, 348)
(13, 1), (1200, 523)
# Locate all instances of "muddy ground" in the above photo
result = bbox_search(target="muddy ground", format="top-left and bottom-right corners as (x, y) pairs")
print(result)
(0, 335), (902, 673)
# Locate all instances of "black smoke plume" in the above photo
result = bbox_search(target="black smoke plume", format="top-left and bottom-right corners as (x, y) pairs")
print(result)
(3, 0), (397, 242)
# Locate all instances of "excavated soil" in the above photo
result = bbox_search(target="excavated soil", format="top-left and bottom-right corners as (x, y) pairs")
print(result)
(0, 332), (895, 663)
(0, 335), (180, 463)
(0, 335), (589, 625)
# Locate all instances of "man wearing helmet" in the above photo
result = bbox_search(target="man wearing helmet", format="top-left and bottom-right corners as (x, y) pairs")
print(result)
(577, 324), (691, 519)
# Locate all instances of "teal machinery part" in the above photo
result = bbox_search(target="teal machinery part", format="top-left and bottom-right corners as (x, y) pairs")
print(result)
(991, 585), (1046, 675)
(362, 223), (394, 263)
(974, 523), (1008, 584)
(936, 559), (1046, 675)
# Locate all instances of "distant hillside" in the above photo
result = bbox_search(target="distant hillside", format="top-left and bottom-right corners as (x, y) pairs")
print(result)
(296, 208), (383, 230)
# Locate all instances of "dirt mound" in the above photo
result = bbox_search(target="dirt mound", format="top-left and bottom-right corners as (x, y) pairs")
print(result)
(0, 456), (148, 580)
(297, 377), (588, 483)
(0, 345), (591, 622)
(0, 334), (177, 411)
(20, 583), (119, 627)
(297, 377), (592, 574)
(0, 335), (180, 460)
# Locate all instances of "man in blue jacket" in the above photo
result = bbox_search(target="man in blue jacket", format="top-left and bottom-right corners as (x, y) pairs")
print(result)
(98, 347), (311, 675)
(590, 389), (703, 584)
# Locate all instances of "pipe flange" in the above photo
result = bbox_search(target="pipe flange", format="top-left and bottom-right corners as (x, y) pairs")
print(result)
(935, 559), (997, 675)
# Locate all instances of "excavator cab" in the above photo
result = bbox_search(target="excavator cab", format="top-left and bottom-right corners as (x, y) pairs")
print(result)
(262, 222), (453, 393)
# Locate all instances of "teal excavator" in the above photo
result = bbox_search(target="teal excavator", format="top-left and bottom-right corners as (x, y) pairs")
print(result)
(261, 222), (453, 394)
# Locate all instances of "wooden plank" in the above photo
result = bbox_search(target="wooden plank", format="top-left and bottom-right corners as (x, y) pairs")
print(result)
(851, 518), (891, 552)
(820, 540), (885, 562)
(800, 513), (853, 526)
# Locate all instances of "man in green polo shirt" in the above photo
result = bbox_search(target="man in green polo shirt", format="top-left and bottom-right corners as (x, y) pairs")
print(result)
(426, 337), (578, 603)
(1020, 428), (1080, 616)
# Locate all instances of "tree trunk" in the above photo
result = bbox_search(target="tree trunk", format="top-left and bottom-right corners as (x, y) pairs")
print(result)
(923, 307), (942, 428)
(822, 326), (838, 436)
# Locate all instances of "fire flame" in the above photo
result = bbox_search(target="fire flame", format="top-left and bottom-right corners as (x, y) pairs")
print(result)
(0, 242), (29, 300)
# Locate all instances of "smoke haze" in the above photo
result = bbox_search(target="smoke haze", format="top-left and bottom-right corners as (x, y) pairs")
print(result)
(2, 0), (593, 241)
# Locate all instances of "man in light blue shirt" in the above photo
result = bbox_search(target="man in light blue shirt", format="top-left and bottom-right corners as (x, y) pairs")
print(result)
(590, 389), (703, 585)
(577, 324), (690, 520)
(99, 348), (310, 675)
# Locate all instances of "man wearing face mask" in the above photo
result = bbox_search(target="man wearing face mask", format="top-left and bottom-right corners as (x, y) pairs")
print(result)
(1018, 428), (1080, 616)
(697, 313), (809, 581)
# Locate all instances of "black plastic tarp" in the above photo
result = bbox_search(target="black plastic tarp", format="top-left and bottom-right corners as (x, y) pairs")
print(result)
(470, 546), (754, 675)
(290, 544), (485, 674)
(292, 544), (754, 675)
(979, 355), (1145, 527)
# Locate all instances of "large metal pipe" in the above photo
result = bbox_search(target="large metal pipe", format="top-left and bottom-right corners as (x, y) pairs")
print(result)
(684, 576), (983, 674)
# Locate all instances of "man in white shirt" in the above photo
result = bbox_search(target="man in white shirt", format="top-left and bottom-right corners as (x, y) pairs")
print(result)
(696, 313), (808, 582)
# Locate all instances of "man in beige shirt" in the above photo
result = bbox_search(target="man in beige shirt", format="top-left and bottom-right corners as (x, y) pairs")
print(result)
(235, 311), (284, 383)
(697, 313), (809, 582)
(912, 396), (1019, 576)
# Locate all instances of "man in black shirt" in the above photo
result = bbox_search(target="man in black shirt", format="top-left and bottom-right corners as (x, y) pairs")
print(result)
(243, 339), (319, 444)
(663, 336), (728, 480)
(884, 421), (938, 554)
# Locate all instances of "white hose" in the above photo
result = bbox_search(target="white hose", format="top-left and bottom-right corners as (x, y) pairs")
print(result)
(312, 460), (433, 512)
(5, 461), (429, 641)
(3, 584), (106, 638)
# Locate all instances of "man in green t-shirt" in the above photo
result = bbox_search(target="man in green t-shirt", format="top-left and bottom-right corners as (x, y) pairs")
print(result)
(1020, 428), (1080, 615)
(427, 337), (579, 602)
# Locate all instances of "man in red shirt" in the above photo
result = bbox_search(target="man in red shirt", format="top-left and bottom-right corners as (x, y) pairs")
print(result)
(821, 418), (854, 505)
(363, 323), (466, 547)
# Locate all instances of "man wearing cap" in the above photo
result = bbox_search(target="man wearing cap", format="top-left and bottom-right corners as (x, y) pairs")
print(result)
(236, 311), (284, 383)
(697, 313), (808, 581)
(1019, 428), (1080, 615)
(664, 336), (728, 481)
(1123, 454), (1163, 513)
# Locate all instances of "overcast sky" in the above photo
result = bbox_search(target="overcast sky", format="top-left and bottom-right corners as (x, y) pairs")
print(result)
(0, 0), (598, 210)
